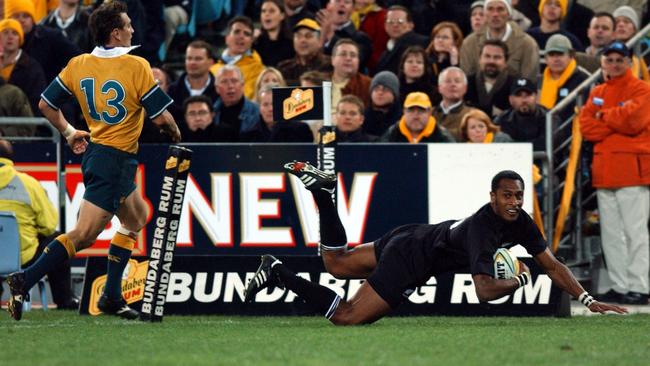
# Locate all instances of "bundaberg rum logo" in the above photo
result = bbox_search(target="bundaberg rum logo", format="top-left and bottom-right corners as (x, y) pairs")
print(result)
(283, 88), (314, 120)
(89, 259), (149, 316)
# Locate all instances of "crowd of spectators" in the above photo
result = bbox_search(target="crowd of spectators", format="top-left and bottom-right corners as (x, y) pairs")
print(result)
(0, 0), (648, 148)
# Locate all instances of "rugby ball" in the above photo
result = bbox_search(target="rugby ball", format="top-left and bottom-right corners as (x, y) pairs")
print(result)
(493, 248), (519, 279)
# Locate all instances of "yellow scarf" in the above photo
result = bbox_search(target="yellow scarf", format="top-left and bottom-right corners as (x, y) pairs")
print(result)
(398, 115), (437, 143)
(539, 58), (577, 109)
(1, 64), (15, 82)
(632, 56), (650, 82)
(351, 4), (381, 29)
(483, 132), (494, 143)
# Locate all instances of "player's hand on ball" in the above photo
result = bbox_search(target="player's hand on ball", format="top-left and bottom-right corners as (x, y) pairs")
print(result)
(517, 260), (530, 276)
(67, 130), (90, 154)
(588, 301), (628, 315)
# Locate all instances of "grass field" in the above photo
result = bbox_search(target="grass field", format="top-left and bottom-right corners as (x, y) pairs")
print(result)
(2, 312), (649, 366)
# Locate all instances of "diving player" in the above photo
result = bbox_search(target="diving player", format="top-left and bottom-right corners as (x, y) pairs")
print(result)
(244, 162), (627, 325)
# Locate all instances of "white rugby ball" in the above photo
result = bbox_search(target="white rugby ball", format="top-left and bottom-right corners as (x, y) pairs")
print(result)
(493, 248), (519, 279)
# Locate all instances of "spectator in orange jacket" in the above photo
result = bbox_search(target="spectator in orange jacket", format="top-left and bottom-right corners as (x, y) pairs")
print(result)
(579, 41), (650, 305)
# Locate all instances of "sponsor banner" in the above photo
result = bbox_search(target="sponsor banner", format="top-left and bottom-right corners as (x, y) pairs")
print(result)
(80, 256), (567, 317)
(273, 87), (323, 122)
(14, 143), (532, 256)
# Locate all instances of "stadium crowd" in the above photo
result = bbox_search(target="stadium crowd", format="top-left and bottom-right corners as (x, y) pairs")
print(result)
(0, 0), (649, 307)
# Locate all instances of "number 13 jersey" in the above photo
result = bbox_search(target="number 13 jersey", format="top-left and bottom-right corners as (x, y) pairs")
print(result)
(41, 46), (173, 154)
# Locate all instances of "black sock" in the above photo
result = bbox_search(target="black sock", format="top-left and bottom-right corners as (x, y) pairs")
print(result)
(274, 263), (341, 318)
(312, 190), (347, 249)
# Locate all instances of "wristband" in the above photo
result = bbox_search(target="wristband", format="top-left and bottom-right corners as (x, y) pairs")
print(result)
(578, 291), (595, 308)
(514, 272), (530, 288)
(62, 123), (76, 138)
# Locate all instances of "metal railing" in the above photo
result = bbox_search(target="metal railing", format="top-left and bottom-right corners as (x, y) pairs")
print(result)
(0, 117), (66, 231)
(544, 22), (650, 263)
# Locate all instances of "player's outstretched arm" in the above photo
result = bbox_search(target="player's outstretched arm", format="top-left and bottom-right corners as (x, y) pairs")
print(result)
(534, 248), (627, 314)
(472, 274), (521, 302)
(152, 110), (181, 142)
(38, 99), (90, 154)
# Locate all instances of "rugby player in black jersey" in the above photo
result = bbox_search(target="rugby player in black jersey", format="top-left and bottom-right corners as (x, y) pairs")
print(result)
(244, 162), (627, 324)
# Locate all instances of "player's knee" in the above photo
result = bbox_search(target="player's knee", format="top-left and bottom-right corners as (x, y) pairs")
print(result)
(323, 260), (349, 279)
(329, 305), (366, 326)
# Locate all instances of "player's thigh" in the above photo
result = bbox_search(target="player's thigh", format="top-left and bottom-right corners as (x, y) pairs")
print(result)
(81, 143), (137, 215)
(68, 199), (114, 248)
(330, 281), (392, 325)
(322, 242), (377, 279)
(116, 188), (148, 232)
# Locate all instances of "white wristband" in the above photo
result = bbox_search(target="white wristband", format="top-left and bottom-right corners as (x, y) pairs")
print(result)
(578, 291), (595, 308)
(62, 123), (76, 138)
(515, 272), (530, 288)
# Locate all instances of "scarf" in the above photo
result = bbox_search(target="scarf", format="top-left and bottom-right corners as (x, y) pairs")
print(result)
(539, 58), (576, 109)
(483, 132), (494, 143)
(351, 4), (381, 29)
(398, 115), (437, 143)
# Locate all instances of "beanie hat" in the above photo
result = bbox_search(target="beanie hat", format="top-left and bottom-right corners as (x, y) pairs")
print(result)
(538, 0), (568, 19)
(4, 0), (36, 21)
(484, 0), (511, 15)
(370, 71), (400, 100)
(0, 18), (24, 46)
(613, 5), (639, 31)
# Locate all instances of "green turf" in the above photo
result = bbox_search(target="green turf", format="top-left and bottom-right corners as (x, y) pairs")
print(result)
(2, 312), (649, 366)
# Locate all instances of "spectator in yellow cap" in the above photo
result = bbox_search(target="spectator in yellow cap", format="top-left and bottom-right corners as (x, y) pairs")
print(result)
(0, 17), (46, 117)
(380, 91), (455, 143)
(4, 0), (80, 82)
(278, 18), (333, 86)
(526, 0), (584, 52)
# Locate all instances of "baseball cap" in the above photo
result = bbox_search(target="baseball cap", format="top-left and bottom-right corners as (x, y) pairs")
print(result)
(403, 92), (432, 109)
(510, 78), (536, 95)
(293, 18), (320, 32)
(544, 34), (572, 54)
(602, 41), (632, 58)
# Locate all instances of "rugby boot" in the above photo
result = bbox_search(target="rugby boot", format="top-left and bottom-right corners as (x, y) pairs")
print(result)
(97, 295), (139, 320)
(244, 255), (284, 303)
(6, 271), (26, 321)
(283, 161), (336, 193)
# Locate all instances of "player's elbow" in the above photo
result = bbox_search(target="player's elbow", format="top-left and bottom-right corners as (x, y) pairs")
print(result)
(38, 99), (51, 114)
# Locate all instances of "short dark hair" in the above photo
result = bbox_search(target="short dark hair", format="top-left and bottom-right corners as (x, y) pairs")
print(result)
(227, 15), (254, 34)
(481, 39), (509, 61)
(592, 11), (615, 27)
(0, 139), (13, 160)
(332, 38), (359, 57)
(491, 170), (524, 192)
(187, 40), (216, 60)
(337, 95), (365, 115)
(183, 95), (214, 115)
(89, 1), (128, 46)
(387, 5), (412, 22)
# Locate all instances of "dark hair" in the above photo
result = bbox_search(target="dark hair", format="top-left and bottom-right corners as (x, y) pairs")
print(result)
(480, 39), (509, 61)
(0, 139), (13, 159)
(398, 46), (432, 84)
(337, 94), (365, 115)
(183, 95), (214, 114)
(332, 38), (359, 57)
(187, 40), (216, 60)
(299, 70), (330, 85)
(387, 5), (412, 23)
(592, 11), (616, 28)
(259, 0), (292, 40)
(227, 15), (254, 34)
(89, 1), (128, 46)
(491, 170), (524, 192)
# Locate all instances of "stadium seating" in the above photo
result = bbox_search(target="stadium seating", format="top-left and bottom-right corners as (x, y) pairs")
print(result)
(0, 211), (48, 311)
